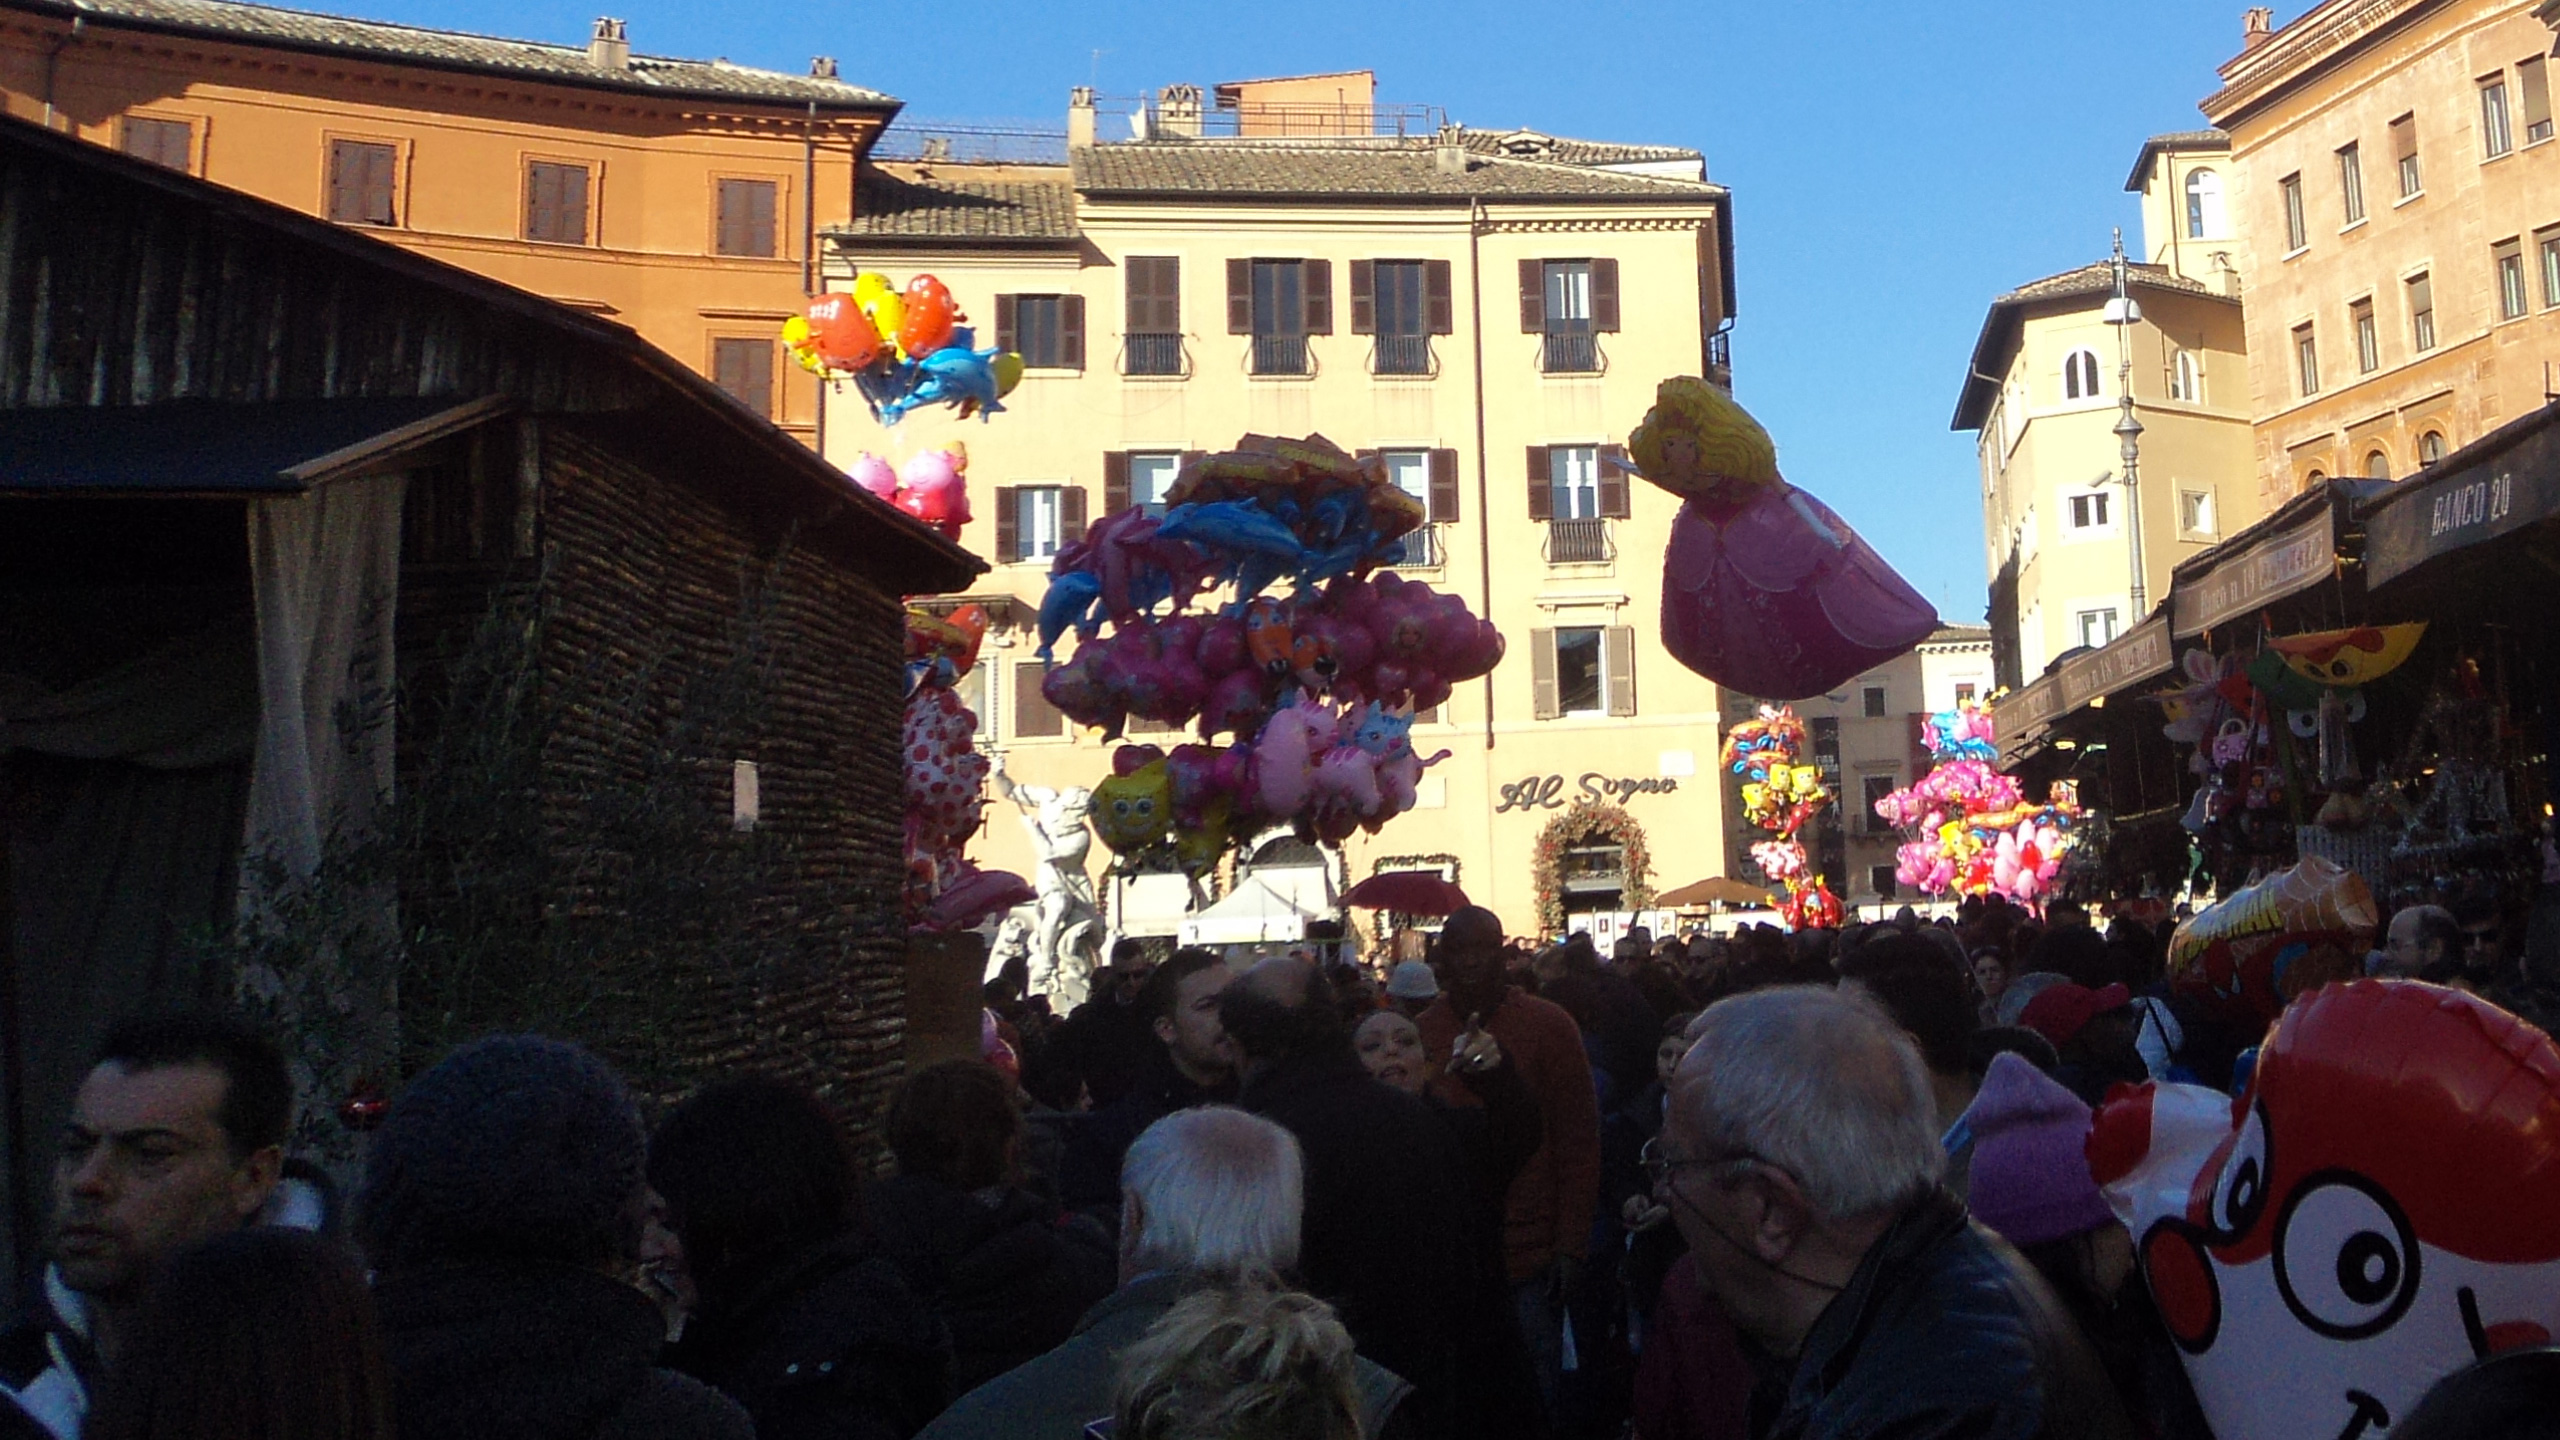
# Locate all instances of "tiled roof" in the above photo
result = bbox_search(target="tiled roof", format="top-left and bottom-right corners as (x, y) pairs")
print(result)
(16, 0), (897, 108)
(1070, 139), (1722, 202)
(1455, 127), (1702, 167)
(1952, 261), (2234, 429)
(839, 165), (1080, 243)
(1925, 623), (1994, 644)
(2123, 128), (2229, 191)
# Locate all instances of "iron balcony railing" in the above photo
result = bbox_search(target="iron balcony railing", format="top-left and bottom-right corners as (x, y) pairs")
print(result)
(1252, 333), (1309, 376)
(1542, 330), (1601, 374)
(1372, 334), (1433, 376)
(1544, 518), (1613, 565)
(1124, 332), (1185, 376)
(1391, 524), (1445, 568)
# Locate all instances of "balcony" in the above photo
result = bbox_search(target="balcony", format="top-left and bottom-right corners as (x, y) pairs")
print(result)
(1391, 524), (1445, 568)
(1543, 518), (1613, 565)
(1371, 334), (1433, 376)
(1251, 333), (1309, 376)
(1541, 330), (1601, 375)
(1124, 332), (1186, 377)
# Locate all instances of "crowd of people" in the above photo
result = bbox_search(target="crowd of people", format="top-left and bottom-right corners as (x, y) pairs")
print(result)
(6, 889), (2558, 1440)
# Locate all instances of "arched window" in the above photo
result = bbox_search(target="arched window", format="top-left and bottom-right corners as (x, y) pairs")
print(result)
(2185, 168), (2225, 239)
(2364, 449), (2391, 479)
(2171, 349), (2201, 402)
(2063, 348), (2102, 400)
(2418, 431), (2447, 466)
(2305, 468), (2329, 489)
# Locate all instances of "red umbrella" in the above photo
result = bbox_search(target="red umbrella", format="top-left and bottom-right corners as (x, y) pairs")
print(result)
(1343, 872), (1470, 915)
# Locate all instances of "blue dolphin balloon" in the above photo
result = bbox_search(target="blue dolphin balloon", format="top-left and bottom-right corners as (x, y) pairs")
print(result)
(1036, 571), (1104, 661)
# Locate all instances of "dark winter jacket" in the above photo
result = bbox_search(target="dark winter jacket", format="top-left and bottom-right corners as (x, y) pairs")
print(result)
(371, 1262), (753, 1440)
(1056, 1048), (1236, 1227)
(864, 1175), (1117, 1396)
(0, 1271), (95, 1440)
(1048, 993), (1157, 1109)
(1750, 1189), (2138, 1440)
(666, 1234), (951, 1440)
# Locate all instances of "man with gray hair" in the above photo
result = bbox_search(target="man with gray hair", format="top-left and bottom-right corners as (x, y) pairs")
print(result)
(917, 1107), (1409, 1440)
(1653, 987), (2134, 1439)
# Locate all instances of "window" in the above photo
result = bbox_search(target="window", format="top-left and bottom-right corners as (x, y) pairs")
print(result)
(121, 116), (190, 172)
(2281, 172), (2307, 252)
(2337, 143), (2365, 224)
(2184, 168), (2224, 239)
(2364, 449), (2392, 479)
(999, 294), (1085, 370)
(2294, 323), (2319, 396)
(711, 338), (772, 417)
(2066, 488), (2112, 532)
(1383, 449), (1431, 508)
(329, 139), (398, 226)
(1555, 627), (1604, 715)
(2171, 349), (2201, 402)
(1861, 686), (1887, 718)
(2419, 431), (2447, 466)
(1869, 864), (1899, 900)
(1549, 445), (1602, 520)
(2180, 489), (2215, 535)
(993, 483), (1085, 563)
(2496, 239), (2528, 320)
(1955, 682), (1977, 705)
(1107, 451), (1182, 518)
(1531, 625), (1635, 718)
(2062, 348), (2102, 401)
(524, 160), (589, 244)
(713, 178), (777, 257)
(2407, 272), (2436, 352)
(1125, 256), (1182, 375)
(2525, 56), (2555, 144)
(1378, 449), (1460, 535)
(1012, 661), (1066, 738)
(2541, 228), (2560, 309)
(1538, 260), (1602, 373)
(2392, 113), (2422, 197)
(1352, 259), (1450, 375)
(1228, 258), (1327, 375)
(2076, 607), (2121, 649)
(2483, 75), (2515, 159)
(2352, 298), (2379, 373)
(1860, 775), (1896, 828)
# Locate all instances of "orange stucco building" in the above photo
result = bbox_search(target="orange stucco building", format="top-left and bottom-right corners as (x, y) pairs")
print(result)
(0, 0), (896, 445)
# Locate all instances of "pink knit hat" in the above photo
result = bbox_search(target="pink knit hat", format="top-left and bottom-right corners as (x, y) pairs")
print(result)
(1961, 1051), (2116, 1246)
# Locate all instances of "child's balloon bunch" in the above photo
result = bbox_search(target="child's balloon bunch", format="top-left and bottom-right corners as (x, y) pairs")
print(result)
(782, 273), (1025, 425)
(901, 604), (1032, 930)
(1872, 700), (2081, 910)
(1721, 705), (1841, 931)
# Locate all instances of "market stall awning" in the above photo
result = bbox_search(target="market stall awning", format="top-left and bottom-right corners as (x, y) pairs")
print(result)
(2361, 405), (2560, 589)
(1178, 876), (1321, 947)
(1994, 671), (2067, 766)
(1993, 612), (2175, 766)
(0, 397), (506, 495)
(1657, 876), (1775, 908)
(2170, 483), (2354, 637)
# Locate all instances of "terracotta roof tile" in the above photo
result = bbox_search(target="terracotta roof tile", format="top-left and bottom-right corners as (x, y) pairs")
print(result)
(840, 165), (1080, 243)
(1069, 139), (1721, 202)
(1455, 127), (1702, 167)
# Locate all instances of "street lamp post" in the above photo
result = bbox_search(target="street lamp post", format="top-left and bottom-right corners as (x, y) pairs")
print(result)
(2106, 230), (2148, 623)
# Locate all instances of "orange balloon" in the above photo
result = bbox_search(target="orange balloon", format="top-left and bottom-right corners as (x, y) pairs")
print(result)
(900, 274), (960, 356)
(804, 294), (880, 372)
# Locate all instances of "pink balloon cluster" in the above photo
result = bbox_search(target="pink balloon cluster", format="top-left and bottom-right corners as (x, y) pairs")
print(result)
(850, 446), (972, 541)
(1871, 702), (2080, 909)
(901, 606), (1032, 931)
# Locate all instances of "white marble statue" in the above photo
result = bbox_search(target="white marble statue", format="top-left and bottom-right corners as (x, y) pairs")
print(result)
(993, 759), (1104, 1006)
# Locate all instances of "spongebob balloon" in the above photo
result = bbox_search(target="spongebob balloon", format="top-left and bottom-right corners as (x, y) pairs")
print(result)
(1092, 757), (1173, 856)
(2088, 980), (2560, 1440)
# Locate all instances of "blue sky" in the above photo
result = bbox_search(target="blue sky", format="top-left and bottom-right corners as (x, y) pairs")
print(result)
(343, 0), (2266, 618)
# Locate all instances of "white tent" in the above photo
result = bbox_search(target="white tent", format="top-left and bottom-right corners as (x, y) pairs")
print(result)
(1178, 876), (1321, 947)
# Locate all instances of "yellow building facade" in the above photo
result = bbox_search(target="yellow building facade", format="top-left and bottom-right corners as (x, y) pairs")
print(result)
(2204, 0), (2560, 504)
(825, 77), (1736, 944)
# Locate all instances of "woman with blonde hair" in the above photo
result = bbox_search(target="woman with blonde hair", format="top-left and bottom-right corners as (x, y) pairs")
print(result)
(1112, 1274), (1365, 1440)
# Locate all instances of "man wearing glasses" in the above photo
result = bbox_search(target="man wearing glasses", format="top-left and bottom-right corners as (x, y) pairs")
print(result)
(1648, 987), (2132, 1439)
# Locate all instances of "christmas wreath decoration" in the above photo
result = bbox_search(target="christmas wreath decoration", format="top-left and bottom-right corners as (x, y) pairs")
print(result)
(1531, 800), (1653, 936)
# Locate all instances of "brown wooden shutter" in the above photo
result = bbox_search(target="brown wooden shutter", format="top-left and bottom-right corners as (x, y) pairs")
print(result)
(1060, 485), (1088, 546)
(1103, 452), (1131, 514)
(1519, 258), (1545, 332)
(749, 180), (776, 257)
(1302, 259), (1332, 335)
(993, 486), (1019, 562)
(522, 162), (550, 240)
(1153, 257), (1182, 332)
(1349, 259), (1376, 335)
(994, 295), (1018, 355)
(1060, 295), (1086, 370)
(1227, 259), (1252, 334)
(1128, 257), (1180, 333)
(1605, 627), (1637, 716)
(1525, 446), (1553, 520)
(1531, 629), (1560, 719)
(559, 164), (589, 245)
(1426, 260), (1454, 335)
(362, 143), (395, 223)
(1592, 257), (1621, 332)
(1428, 448), (1461, 523)
(328, 141), (360, 222)
(716, 180), (741, 254)
(1598, 445), (1631, 518)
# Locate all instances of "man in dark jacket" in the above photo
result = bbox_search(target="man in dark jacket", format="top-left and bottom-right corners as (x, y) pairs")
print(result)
(1223, 957), (1473, 1436)
(1045, 940), (1159, 1109)
(1056, 948), (1237, 1227)
(1656, 986), (2134, 1440)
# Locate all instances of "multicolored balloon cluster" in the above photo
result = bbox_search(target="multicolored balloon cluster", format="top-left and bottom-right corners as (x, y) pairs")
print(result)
(903, 604), (1032, 931)
(1034, 435), (1502, 874)
(849, 444), (969, 541)
(782, 273), (1025, 425)
(1872, 699), (2081, 909)
(1722, 706), (1842, 930)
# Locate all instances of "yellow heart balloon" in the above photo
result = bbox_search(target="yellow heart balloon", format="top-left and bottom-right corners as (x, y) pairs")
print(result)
(851, 271), (894, 306)
(992, 351), (1025, 397)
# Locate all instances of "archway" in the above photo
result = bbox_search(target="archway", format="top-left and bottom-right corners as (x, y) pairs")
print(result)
(1532, 799), (1653, 936)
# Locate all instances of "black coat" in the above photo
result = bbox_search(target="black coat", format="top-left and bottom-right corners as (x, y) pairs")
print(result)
(372, 1262), (753, 1440)
(864, 1175), (1117, 1396)
(666, 1234), (951, 1440)
(1752, 1190), (2139, 1440)
(1056, 1047), (1237, 1226)
(1541, 969), (1662, 1095)
(1238, 1048), (1474, 1433)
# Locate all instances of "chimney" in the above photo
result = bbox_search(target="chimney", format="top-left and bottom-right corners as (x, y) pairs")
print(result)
(1068, 86), (1096, 148)
(587, 16), (629, 69)
(810, 56), (837, 79)
(1434, 122), (1470, 176)
(1159, 84), (1204, 139)
(2243, 7), (2275, 48)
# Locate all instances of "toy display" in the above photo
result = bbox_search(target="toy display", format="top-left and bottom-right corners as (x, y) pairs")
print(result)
(2165, 854), (2378, 1024)
(1721, 706), (1842, 929)
(1872, 698), (2083, 910)
(1615, 377), (1937, 701)
(849, 444), (972, 541)
(2088, 981), (2560, 1440)
(900, 603), (1031, 930)
(1030, 435), (1494, 874)
(782, 273), (1026, 425)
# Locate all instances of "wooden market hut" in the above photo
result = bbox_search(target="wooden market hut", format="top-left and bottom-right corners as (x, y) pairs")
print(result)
(0, 113), (980, 1285)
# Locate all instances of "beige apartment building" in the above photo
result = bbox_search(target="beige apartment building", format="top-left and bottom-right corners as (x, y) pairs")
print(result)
(2204, 0), (2560, 504)
(1955, 134), (2259, 689)
(823, 74), (1736, 943)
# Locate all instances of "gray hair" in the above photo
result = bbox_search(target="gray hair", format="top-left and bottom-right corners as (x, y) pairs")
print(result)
(1122, 1107), (1303, 1275)
(1673, 985), (1943, 1221)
